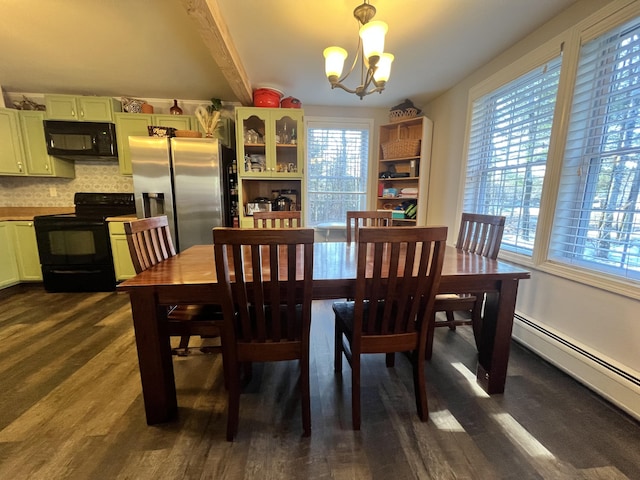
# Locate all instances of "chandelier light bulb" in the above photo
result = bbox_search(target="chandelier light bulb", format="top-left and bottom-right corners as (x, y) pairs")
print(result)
(373, 53), (394, 83)
(360, 20), (388, 63)
(324, 47), (348, 79)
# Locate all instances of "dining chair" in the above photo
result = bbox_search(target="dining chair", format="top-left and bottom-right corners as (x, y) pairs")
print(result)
(333, 225), (447, 430)
(253, 210), (301, 228)
(213, 227), (315, 440)
(426, 213), (506, 359)
(345, 210), (392, 244)
(124, 215), (223, 356)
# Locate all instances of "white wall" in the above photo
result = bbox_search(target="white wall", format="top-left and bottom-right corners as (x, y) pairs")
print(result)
(423, 0), (640, 419)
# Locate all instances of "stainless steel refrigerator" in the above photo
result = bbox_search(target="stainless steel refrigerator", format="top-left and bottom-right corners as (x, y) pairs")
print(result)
(129, 136), (235, 251)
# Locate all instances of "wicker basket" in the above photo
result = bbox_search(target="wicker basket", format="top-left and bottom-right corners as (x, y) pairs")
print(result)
(381, 125), (421, 159)
(389, 107), (418, 123)
(174, 129), (203, 138)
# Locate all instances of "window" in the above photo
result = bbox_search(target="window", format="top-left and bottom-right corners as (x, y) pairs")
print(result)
(306, 119), (372, 226)
(463, 56), (562, 256)
(550, 17), (640, 281)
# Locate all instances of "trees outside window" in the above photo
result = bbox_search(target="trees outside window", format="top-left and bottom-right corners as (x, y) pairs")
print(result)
(550, 16), (640, 281)
(306, 119), (371, 226)
(463, 57), (562, 256)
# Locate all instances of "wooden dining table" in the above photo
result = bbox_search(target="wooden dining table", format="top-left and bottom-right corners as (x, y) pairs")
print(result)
(118, 242), (530, 425)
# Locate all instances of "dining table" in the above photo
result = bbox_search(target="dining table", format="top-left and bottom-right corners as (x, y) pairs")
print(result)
(118, 241), (530, 425)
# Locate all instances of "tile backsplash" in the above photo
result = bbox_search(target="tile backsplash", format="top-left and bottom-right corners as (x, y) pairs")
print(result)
(0, 161), (133, 207)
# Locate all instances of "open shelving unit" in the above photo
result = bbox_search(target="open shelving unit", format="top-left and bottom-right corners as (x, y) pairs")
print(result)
(376, 116), (433, 225)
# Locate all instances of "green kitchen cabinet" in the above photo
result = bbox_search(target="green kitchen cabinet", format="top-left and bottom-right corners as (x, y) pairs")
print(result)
(44, 94), (121, 122)
(12, 221), (43, 281)
(108, 221), (136, 280)
(114, 112), (194, 175)
(0, 222), (20, 288)
(235, 107), (304, 228)
(19, 111), (75, 178)
(0, 108), (27, 175)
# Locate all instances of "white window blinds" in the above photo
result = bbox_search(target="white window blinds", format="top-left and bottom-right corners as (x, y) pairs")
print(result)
(306, 122), (370, 226)
(550, 17), (640, 281)
(464, 56), (562, 255)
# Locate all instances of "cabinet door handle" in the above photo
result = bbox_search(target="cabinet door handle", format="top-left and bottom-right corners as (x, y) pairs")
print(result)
(80, 109), (85, 119)
(71, 109), (76, 118)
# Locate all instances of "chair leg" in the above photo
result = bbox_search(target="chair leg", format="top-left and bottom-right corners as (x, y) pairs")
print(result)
(412, 350), (429, 422)
(351, 354), (361, 430)
(385, 352), (395, 367)
(334, 317), (343, 373)
(425, 313), (436, 360)
(172, 335), (191, 356)
(446, 310), (456, 330)
(300, 355), (311, 437)
(226, 365), (241, 442)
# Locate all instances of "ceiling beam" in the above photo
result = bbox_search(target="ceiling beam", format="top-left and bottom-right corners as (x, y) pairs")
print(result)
(180, 0), (253, 105)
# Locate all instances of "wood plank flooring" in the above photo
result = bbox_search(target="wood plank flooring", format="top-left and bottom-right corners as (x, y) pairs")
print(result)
(0, 284), (638, 479)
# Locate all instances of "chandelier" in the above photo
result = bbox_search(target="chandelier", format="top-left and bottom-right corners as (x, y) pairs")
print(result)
(323, 1), (394, 99)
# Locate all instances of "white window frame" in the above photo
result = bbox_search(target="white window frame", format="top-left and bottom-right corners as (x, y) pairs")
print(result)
(460, 0), (640, 299)
(304, 116), (374, 227)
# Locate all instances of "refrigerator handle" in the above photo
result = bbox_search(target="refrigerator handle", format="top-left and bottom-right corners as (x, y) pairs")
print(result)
(142, 192), (166, 218)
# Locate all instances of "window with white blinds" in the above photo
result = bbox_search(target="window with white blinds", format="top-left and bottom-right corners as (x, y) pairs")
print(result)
(306, 120), (370, 226)
(549, 17), (640, 281)
(463, 57), (562, 256)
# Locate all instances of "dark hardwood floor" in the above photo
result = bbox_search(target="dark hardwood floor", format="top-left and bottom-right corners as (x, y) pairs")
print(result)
(0, 284), (638, 479)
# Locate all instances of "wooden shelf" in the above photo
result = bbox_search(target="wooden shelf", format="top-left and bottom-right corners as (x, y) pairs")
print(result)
(375, 116), (433, 226)
(379, 156), (420, 163)
(378, 177), (419, 181)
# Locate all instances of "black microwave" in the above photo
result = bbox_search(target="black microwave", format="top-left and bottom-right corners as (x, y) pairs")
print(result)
(43, 120), (118, 159)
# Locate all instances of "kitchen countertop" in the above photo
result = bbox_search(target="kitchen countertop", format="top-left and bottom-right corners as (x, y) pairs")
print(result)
(0, 207), (73, 221)
(0, 208), (138, 222)
(106, 215), (138, 222)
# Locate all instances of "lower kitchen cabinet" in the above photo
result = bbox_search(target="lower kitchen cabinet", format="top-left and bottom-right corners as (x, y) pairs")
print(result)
(12, 221), (43, 281)
(0, 222), (20, 288)
(108, 221), (136, 280)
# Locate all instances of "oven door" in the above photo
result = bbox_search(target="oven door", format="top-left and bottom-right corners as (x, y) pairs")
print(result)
(34, 217), (116, 292)
(35, 219), (111, 266)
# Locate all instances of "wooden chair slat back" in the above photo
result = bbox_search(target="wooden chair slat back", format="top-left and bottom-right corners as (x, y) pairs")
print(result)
(455, 213), (505, 259)
(253, 211), (302, 228)
(354, 226), (447, 338)
(124, 216), (177, 273)
(213, 227), (314, 344)
(346, 210), (392, 243)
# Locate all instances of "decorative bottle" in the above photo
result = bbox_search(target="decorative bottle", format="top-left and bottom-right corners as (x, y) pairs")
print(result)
(170, 100), (183, 115)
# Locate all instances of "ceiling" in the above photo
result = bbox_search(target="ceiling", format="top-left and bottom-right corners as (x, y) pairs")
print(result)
(0, 0), (578, 110)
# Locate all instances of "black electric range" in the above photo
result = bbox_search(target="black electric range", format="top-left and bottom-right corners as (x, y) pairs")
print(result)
(34, 192), (135, 292)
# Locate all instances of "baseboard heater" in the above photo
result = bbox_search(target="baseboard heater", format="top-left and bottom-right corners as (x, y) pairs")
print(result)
(513, 313), (640, 388)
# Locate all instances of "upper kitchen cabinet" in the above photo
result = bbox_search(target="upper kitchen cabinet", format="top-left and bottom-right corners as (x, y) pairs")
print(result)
(19, 111), (75, 178)
(45, 94), (121, 122)
(114, 112), (194, 175)
(236, 107), (303, 178)
(0, 108), (26, 175)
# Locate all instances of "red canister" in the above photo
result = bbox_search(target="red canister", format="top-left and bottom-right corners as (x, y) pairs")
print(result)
(253, 88), (283, 108)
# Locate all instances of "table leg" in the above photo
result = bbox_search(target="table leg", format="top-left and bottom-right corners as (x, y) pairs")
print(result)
(475, 278), (520, 394)
(129, 290), (177, 424)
